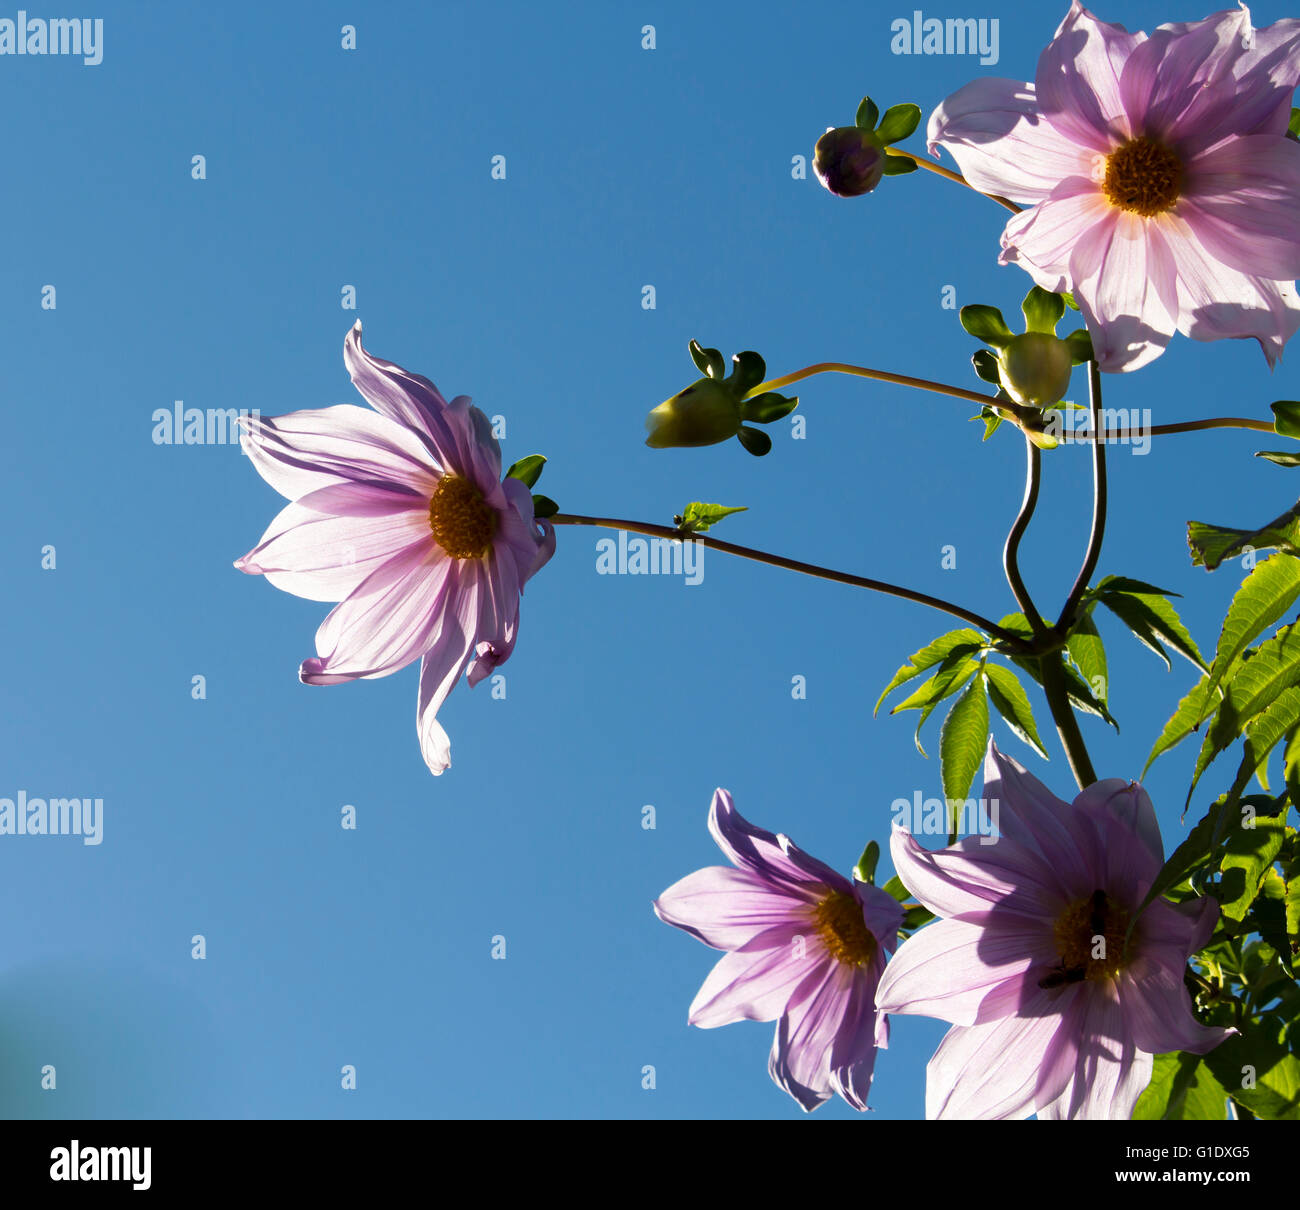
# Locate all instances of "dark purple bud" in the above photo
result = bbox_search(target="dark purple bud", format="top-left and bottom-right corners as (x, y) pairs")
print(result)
(813, 126), (885, 197)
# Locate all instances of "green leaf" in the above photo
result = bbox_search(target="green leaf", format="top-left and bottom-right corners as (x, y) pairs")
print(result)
(901, 904), (935, 931)
(855, 96), (879, 131)
(1066, 613), (1108, 708)
(1189, 502), (1300, 570)
(1203, 1032), (1300, 1119)
(1063, 329), (1094, 364)
(531, 493), (558, 519)
(939, 676), (990, 819)
(1291, 107), (1300, 139)
(984, 664), (1048, 759)
(959, 304), (1014, 348)
(1021, 286), (1065, 334)
(688, 340), (726, 379)
(1257, 451), (1300, 468)
(978, 405), (1004, 441)
(1201, 554), (1300, 714)
(1284, 850), (1300, 974)
(505, 454), (546, 488)
(1133, 1052), (1229, 1120)
(853, 840), (880, 884)
(675, 502), (747, 534)
(880, 875), (909, 903)
(737, 426), (772, 456)
(1094, 584), (1206, 672)
(880, 155), (918, 176)
(1273, 401), (1300, 439)
(1132, 797), (1231, 923)
(1219, 686), (1300, 812)
(875, 628), (986, 715)
(892, 650), (980, 756)
(1144, 674), (1216, 775)
(728, 350), (766, 395)
(1009, 647), (1119, 730)
(1220, 810), (1288, 922)
(971, 349), (1001, 386)
(739, 391), (798, 424)
(1093, 576), (1179, 597)
(875, 102), (921, 145)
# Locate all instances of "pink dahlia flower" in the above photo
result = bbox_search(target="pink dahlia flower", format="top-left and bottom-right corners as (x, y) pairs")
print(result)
(654, 790), (904, 1112)
(929, 2), (1300, 371)
(236, 322), (555, 775)
(875, 744), (1231, 1119)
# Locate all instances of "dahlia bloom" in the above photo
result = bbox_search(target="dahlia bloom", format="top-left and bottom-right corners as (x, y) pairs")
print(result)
(654, 790), (904, 1112)
(236, 322), (555, 775)
(929, 2), (1300, 371)
(875, 744), (1231, 1119)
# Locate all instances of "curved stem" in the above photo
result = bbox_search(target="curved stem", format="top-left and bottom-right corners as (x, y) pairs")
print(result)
(747, 361), (998, 409)
(551, 514), (1031, 650)
(1003, 433), (1048, 637)
(1074, 416), (1275, 441)
(1057, 362), (1109, 632)
(884, 147), (1022, 215)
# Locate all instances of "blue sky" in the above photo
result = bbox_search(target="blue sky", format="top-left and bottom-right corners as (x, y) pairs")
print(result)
(0, 0), (1296, 1119)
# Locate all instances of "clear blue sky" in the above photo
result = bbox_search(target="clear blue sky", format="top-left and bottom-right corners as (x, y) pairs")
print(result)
(0, 0), (1295, 1119)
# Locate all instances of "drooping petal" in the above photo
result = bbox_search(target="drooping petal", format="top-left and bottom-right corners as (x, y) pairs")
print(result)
(235, 482), (432, 603)
(1120, 961), (1235, 1056)
(343, 322), (503, 487)
(688, 946), (822, 1029)
(1181, 135), (1300, 280)
(854, 879), (906, 954)
(768, 961), (855, 1112)
(415, 562), (483, 775)
(652, 866), (809, 952)
(501, 477), (557, 586)
(1035, 0), (1145, 153)
(240, 405), (440, 500)
(708, 790), (849, 901)
(827, 969), (882, 1112)
(300, 544), (455, 684)
(927, 77), (1095, 202)
(1069, 206), (1180, 371)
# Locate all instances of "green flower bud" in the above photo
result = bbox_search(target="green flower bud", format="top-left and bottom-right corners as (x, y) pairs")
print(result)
(996, 332), (1074, 407)
(645, 378), (743, 448)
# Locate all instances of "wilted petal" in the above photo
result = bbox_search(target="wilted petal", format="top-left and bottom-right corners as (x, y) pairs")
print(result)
(415, 563), (482, 774)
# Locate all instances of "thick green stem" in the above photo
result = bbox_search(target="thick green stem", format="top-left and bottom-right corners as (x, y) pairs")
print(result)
(1040, 652), (1098, 790)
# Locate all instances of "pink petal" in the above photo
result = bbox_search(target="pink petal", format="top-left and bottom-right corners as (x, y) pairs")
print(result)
(415, 562), (483, 774)
(235, 482), (432, 603)
(1035, 1), (1144, 153)
(1120, 962), (1235, 1056)
(1069, 208), (1179, 371)
(1000, 177), (1112, 295)
(1133, 895), (1218, 978)
(927, 77), (1095, 202)
(1181, 135), (1300, 280)
(1036, 981), (1147, 1119)
(1073, 778), (1164, 899)
(827, 969), (882, 1112)
(652, 866), (809, 952)
(768, 961), (855, 1112)
(301, 544), (454, 684)
(239, 404), (439, 501)
(689, 946), (821, 1030)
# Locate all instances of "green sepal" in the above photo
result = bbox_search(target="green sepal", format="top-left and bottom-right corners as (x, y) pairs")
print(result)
(1021, 286), (1065, 334)
(1061, 291), (1080, 311)
(727, 350), (767, 396)
(505, 454), (546, 489)
(1272, 401), (1300, 439)
(674, 502), (747, 534)
(880, 155), (918, 176)
(855, 96), (880, 131)
(1256, 451), (1300, 468)
(971, 348), (1001, 386)
(853, 840), (880, 885)
(1290, 107), (1300, 139)
(688, 339), (726, 379)
(740, 392), (798, 424)
(737, 426), (772, 456)
(531, 494), (558, 519)
(1064, 329), (1094, 364)
(875, 103), (921, 145)
(959, 304), (1014, 348)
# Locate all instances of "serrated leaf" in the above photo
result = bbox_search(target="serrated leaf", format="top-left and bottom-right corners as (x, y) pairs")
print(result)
(939, 677), (989, 828)
(1257, 451), (1300, 468)
(1095, 588), (1206, 672)
(505, 454), (546, 488)
(854, 840), (880, 885)
(875, 628), (985, 715)
(1204, 1032), (1300, 1119)
(1284, 851), (1300, 974)
(1133, 1052), (1229, 1120)
(676, 502), (747, 534)
(959, 304), (1014, 348)
(1201, 554), (1300, 716)
(1009, 649), (1120, 731)
(1021, 286), (1065, 334)
(1144, 674), (1218, 775)
(1189, 502), (1300, 570)
(739, 391), (797, 424)
(855, 96), (879, 131)
(1220, 811), (1288, 922)
(979, 405), (1003, 441)
(1219, 686), (1300, 813)
(881, 155), (918, 176)
(1066, 613), (1108, 708)
(984, 664), (1048, 759)
(688, 340), (726, 379)
(893, 651), (980, 757)
(1094, 576), (1180, 598)
(737, 426), (771, 456)
(875, 102), (921, 144)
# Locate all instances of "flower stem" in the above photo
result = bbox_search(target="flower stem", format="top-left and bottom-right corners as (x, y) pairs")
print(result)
(883, 147), (1022, 214)
(1040, 652), (1099, 789)
(550, 514), (1032, 650)
(746, 361), (998, 409)
(1057, 361), (1108, 633)
(1072, 416), (1275, 441)
(1004, 433), (1048, 638)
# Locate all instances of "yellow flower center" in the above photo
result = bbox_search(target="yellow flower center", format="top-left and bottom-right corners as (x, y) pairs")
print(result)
(428, 474), (496, 559)
(1102, 136), (1183, 216)
(1038, 889), (1130, 988)
(814, 891), (877, 967)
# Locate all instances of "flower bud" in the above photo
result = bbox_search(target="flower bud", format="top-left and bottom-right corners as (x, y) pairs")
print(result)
(996, 332), (1074, 407)
(645, 378), (743, 448)
(814, 127), (885, 197)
